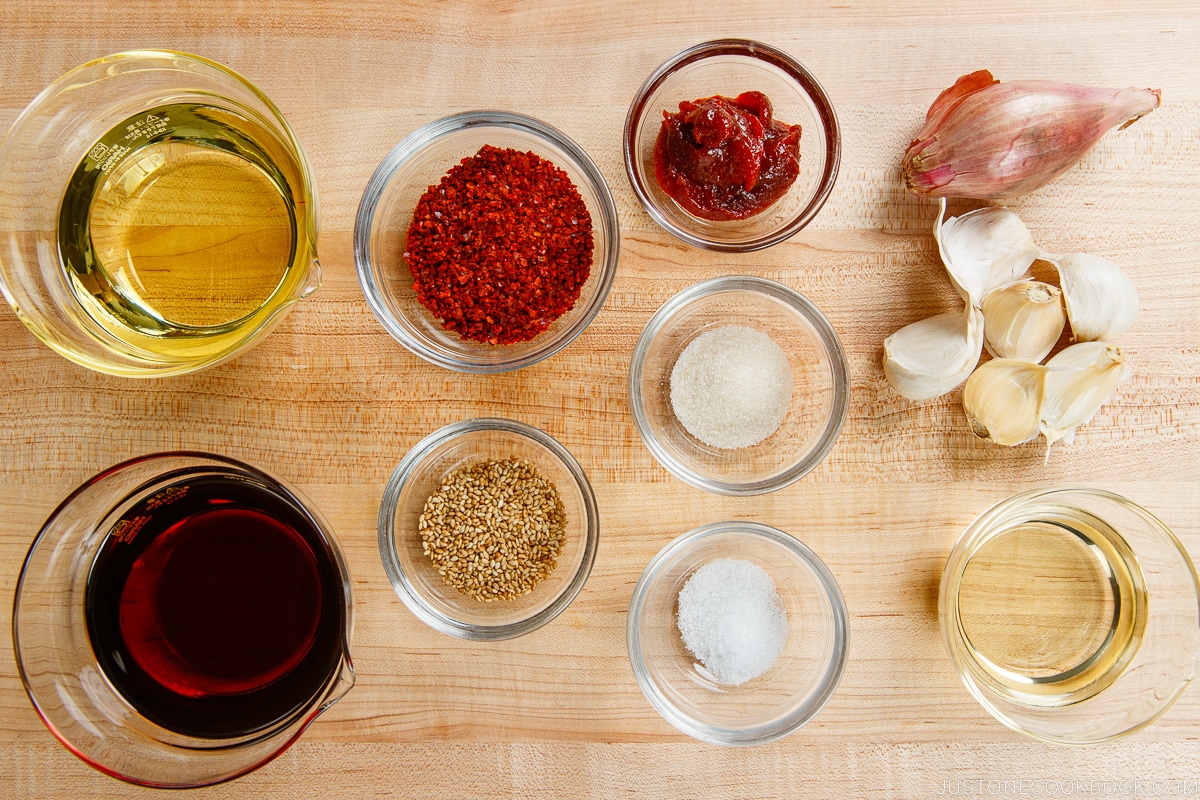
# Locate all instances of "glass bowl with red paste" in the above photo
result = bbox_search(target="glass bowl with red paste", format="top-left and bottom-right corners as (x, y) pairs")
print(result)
(624, 40), (840, 252)
(355, 112), (619, 373)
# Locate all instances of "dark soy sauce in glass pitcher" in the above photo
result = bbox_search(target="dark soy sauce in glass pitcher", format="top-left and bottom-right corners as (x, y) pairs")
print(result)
(84, 473), (346, 739)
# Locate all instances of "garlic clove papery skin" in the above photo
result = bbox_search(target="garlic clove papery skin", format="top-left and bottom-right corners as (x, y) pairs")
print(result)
(1048, 252), (1139, 342)
(935, 201), (1039, 307)
(981, 280), (1066, 362)
(903, 70), (1161, 200)
(1039, 342), (1127, 446)
(883, 304), (984, 401)
(962, 358), (1045, 446)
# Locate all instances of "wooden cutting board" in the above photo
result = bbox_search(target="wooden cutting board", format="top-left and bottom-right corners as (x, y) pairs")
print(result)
(2, 1), (1198, 797)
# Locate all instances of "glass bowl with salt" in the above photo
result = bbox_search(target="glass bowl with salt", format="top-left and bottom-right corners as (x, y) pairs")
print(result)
(629, 275), (848, 495)
(627, 521), (849, 746)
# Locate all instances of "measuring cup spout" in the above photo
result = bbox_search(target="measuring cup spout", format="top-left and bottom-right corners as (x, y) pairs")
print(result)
(297, 253), (322, 299)
(1187, 632), (1200, 681)
(322, 655), (356, 709)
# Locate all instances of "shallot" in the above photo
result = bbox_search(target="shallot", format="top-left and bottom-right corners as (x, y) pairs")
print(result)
(903, 70), (1160, 199)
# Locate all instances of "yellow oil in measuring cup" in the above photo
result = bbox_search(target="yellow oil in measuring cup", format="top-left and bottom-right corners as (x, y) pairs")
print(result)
(57, 102), (313, 361)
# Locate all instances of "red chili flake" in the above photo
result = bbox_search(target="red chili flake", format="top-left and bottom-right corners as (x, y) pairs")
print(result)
(403, 144), (595, 345)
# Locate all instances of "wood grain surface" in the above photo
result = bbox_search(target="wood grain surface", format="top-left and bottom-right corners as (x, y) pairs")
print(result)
(2, 1), (1199, 797)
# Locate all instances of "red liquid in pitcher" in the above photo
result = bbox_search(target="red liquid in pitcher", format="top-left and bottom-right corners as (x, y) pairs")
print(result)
(85, 474), (345, 739)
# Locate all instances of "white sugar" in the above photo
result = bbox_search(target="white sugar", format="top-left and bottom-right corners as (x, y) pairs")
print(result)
(676, 558), (788, 686)
(669, 325), (793, 449)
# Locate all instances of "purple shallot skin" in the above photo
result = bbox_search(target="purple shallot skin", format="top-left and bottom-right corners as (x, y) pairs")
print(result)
(903, 69), (1161, 199)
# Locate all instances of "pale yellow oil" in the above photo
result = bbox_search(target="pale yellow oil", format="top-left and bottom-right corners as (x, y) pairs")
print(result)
(58, 103), (312, 363)
(955, 509), (1146, 707)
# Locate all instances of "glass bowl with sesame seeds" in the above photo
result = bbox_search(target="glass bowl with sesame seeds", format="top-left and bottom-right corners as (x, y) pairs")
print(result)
(378, 417), (599, 640)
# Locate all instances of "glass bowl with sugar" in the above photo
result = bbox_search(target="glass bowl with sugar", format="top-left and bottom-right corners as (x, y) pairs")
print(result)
(629, 275), (849, 495)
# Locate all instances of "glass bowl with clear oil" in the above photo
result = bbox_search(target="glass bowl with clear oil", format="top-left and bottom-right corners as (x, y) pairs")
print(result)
(940, 487), (1200, 745)
(0, 51), (319, 377)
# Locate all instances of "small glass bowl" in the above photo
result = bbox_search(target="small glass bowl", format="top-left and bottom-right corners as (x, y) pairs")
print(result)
(628, 521), (849, 746)
(940, 487), (1200, 745)
(379, 418), (599, 639)
(629, 276), (849, 495)
(624, 39), (840, 252)
(355, 111), (620, 373)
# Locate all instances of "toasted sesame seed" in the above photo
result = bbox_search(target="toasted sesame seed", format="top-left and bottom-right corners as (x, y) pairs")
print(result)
(418, 457), (567, 602)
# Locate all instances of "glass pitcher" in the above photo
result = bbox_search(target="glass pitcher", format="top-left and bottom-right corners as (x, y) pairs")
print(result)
(13, 452), (354, 787)
(0, 51), (320, 377)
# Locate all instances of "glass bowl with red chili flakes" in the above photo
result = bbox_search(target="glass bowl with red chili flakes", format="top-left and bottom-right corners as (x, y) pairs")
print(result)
(624, 40), (840, 252)
(356, 111), (619, 372)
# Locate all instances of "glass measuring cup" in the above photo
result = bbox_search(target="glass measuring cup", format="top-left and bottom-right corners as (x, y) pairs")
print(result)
(940, 487), (1200, 745)
(12, 452), (354, 787)
(0, 51), (320, 377)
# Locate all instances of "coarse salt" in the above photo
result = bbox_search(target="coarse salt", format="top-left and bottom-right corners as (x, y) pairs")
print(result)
(669, 325), (792, 449)
(676, 558), (788, 686)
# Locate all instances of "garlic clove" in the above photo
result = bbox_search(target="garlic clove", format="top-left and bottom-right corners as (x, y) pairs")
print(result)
(1043, 339), (1122, 371)
(1039, 342), (1127, 446)
(935, 200), (1039, 307)
(1047, 252), (1139, 342)
(883, 304), (984, 401)
(903, 71), (1161, 199)
(980, 280), (1066, 362)
(962, 358), (1045, 446)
